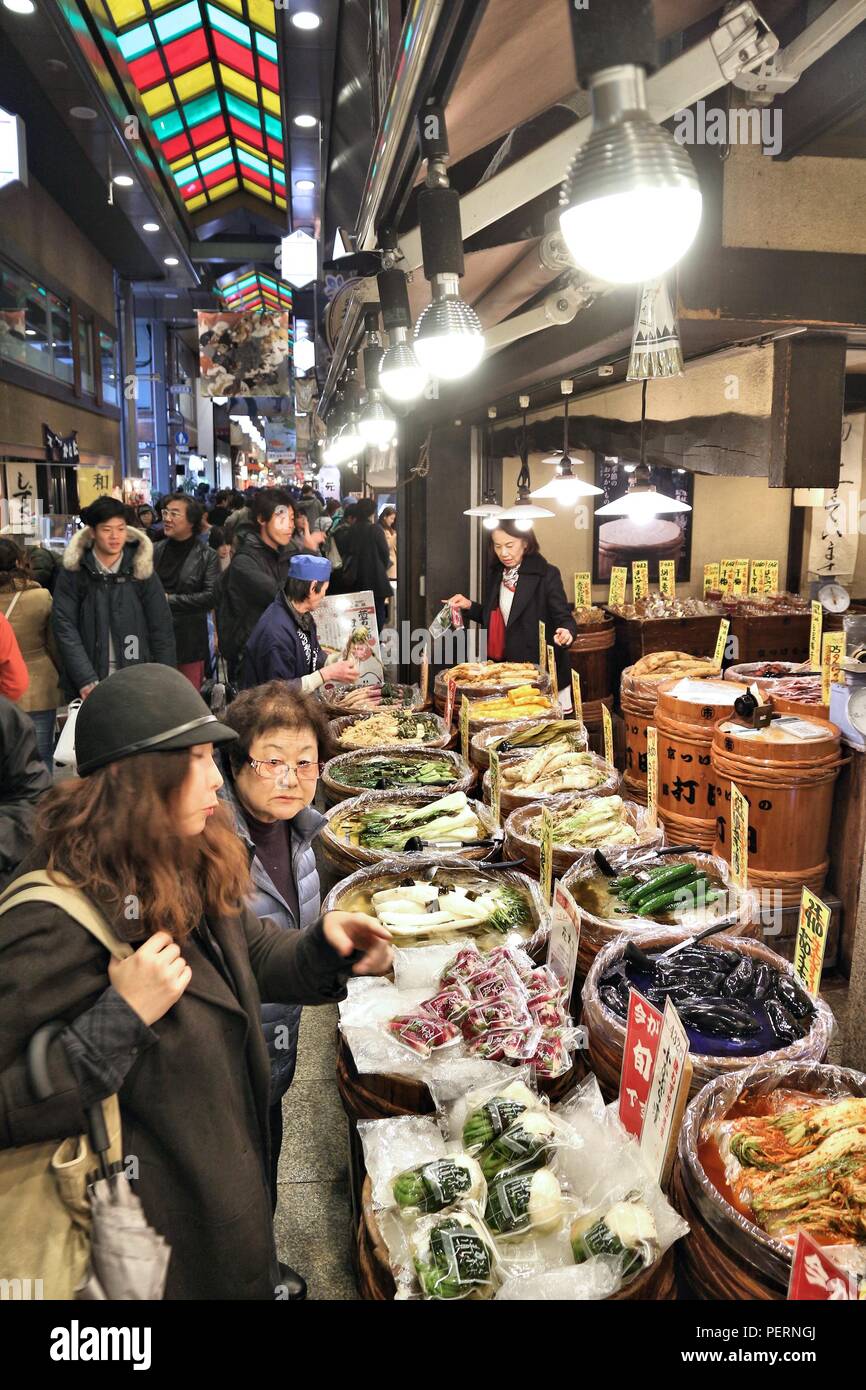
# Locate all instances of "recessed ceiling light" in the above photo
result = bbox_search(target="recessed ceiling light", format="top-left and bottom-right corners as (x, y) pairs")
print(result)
(69, 105), (98, 120)
(3, 0), (36, 14)
(294, 113), (317, 128)
(112, 174), (134, 187)
(164, 256), (179, 266)
(295, 178), (315, 192)
(292, 10), (320, 28)
(142, 221), (160, 232)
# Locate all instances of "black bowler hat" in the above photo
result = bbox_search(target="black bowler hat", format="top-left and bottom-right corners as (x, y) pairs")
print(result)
(75, 664), (237, 776)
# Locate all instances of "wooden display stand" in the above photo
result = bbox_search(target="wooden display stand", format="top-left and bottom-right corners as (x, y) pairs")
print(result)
(609, 614), (723, 685)
(827, 743), (866, 977)
(727, 612), (811, 665)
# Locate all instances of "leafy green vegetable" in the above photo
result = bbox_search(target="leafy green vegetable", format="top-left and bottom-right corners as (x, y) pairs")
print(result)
(391, 1157), (483, 1214)
(413, 1215), (494, 1300)
(478, 1112), (555, 1182)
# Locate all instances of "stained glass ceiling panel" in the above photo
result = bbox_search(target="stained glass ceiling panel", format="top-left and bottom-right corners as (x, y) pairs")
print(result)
(103, 0), (286, 214)
(215, 267), (294, 314)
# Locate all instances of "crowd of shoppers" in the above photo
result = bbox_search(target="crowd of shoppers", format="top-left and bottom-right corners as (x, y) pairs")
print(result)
(0, 483), (399, 1301)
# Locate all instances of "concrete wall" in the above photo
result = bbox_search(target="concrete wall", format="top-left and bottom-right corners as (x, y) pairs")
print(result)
(1, 176), (116, 323)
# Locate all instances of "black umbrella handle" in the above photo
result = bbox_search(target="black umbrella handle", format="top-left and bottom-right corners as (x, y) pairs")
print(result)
(28, 1020), (113, 1176)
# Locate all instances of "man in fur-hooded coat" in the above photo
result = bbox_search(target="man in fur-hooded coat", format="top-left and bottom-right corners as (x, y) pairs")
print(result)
(52, 516), (176, 701)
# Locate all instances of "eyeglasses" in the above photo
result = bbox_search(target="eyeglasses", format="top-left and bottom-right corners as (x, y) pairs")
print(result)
(246, 755), (323, 782)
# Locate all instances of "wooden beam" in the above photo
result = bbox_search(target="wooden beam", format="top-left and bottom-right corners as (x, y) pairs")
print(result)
(769, 335), (847, 488)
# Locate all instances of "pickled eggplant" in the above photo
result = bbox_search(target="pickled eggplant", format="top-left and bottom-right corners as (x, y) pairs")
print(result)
(676, 1000), (761, 1039)
(720, 956), (755, 999)
(750, 963), (773, 1002)
(774, 974), (813, 1021)
(765, 998), (805, 1046)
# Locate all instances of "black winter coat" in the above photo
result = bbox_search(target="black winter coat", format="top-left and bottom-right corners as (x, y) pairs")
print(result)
(153, 536), (220, 664)
(341, 520), (392, 600)
(0, 698), (51, 887)
(217, 524), (292, 673)
(51, 527), (177, 699)
(467, 551), (578, 689)
(0, 855), (358, 1299)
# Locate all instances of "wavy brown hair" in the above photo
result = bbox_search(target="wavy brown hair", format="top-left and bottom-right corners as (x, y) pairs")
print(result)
(34, 749), (251, 943)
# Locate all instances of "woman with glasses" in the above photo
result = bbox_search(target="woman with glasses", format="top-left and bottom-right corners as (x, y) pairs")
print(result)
(240, 552), (359, 691)
(219, 681), (337, 1300)
(443, 520), (578, 702)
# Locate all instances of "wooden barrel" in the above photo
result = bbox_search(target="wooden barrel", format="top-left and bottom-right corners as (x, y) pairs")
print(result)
(568, 618), (615, 704)
(357, 1175), (677, 1302)
(580, 695), (615, 760)
(620, 667), (662, 803)
(711, 714), (845, 907)
(673, 1061), (866, 1300)
(655, 678), (749, 849)
(321, 745), (476, 807)
(319, 788), (498, 877)
(581, 930), (835, 1102)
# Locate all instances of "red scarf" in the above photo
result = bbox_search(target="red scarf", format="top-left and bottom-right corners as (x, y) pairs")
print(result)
(487, 607), (506, 660)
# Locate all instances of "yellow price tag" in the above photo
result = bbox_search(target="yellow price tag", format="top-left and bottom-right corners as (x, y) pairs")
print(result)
(602, 702), (614, 768)
(822, 632), (845, 705)
(749, 561), (766, 596)
(713, 618), (730, 668)
(658, 560), (676, 598)
(574, 571), (592, 610)
(730, 781), (749, 889)
(608, 567), (627, 607)
(703, 563), (720, 597)
(646, 725), (658, 828)
(539, 806), (554, 906)
(538, 621), (547, 670)
(809, 601), (823, 671)
(794, 887), (831, 996)
(765, 560), (779, 595)
(489, 748), (501, 830)
(546, 645), (558, 703)
(418, 656), (429, 707)
(632, 560), (649, 601)
(460, 695), (471, 761)
(719, 559), (736, 596)
(571, 670), (583, 729)
(732, 559), (750, 597)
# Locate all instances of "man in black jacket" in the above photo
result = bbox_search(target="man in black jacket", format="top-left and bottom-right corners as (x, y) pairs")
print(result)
(154, 492), (220, 691)
(217, 489), (296, 682)
(0, 695), (51, 887)
(346, 498), (392, 629)
(52, 496), (176, 701)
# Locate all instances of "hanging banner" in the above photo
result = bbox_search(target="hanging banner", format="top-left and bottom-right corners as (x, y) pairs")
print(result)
(730, 781), (749, 889)
(197, 309), (290, 397)
(264, 416), (297, 461)
(77, 465), (115, 508)
(658, 559), (676, 597)
(574, 571), (592, 610)
(794, 887), (831, 997)
(43, 424), (80, 464)
(822, 632), (845, 705)
(646, 725), (658, 828)
(4, 463), (38, 534)
(703, 563), (720, 597)
(631, 559), (649, 601)
(807, 414), (864, 581)
(608, 566), (627, 607)
(809, 601), (823, 672)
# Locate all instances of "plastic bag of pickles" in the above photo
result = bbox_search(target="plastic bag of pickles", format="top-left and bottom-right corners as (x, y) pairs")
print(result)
(357, 1070), (689, 1301)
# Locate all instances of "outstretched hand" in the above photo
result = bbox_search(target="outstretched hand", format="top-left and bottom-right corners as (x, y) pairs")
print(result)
(322, 911), (393, 976)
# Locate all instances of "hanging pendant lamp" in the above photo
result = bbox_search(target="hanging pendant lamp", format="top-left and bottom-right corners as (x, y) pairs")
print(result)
(595, 380), (692, 521)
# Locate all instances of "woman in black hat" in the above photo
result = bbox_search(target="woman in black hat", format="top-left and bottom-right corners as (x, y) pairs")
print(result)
(241, 553), (359, 690)
(0, 664), (392, 1300)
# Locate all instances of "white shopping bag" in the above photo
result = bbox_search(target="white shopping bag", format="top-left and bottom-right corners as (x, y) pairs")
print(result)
(53, 700), (82, 770)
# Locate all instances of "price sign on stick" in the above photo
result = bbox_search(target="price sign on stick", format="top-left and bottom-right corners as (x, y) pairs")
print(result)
(640, 999), (692, 1187)
(549, 879), (581, 1000)
(646, 725), (659, 828)
(444, 677), (457, 729)
(730, 780), (749, 889)
(703, 563), (720, 597)
(822, 631), (845, 705)
(788, 1231), (857, 1301)
(631, 559), (649, 601)
(539, 806), (554, 906)
(538, 621), (547, 670)
(713, 619), (730, 668)
(489, 748), (502, 830)
(618, 989), (663, 1142)
(546, 645), (558, 703)
(602, 702), (614, 768)
(732, 558), (750, 597)
(571, 670), (583, 729)
(418, 655), (429, 707)
(459, 695), (471, 761)
(719, 558), (736, 596)
(608, 566), (627, 607)
(658, 559), (676, 598)
(749, 561), (767, 596)
(765, 559), (779, 594)
(794, 887), (831, 996)
(574, 571), (591, 609)
(809, 600), (823, 671)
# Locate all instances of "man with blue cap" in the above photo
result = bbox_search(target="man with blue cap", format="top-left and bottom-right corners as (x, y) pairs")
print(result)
(241, 552), (360, 689)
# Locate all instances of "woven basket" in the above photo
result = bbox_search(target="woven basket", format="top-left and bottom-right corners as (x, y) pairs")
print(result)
(321, 746), (476, 807)
(318, 787), (499, 876)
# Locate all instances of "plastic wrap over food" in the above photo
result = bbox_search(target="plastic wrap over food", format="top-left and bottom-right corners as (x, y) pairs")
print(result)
(319, 788), (498, 871)
(505, 797), (665, 869)
(318, 680), (424, 717)
(471, 718), (589, 769)
(582, 929), (837, 1094)
(321, 859), (550, 956)
(321, 744), (476, 802)
(677, 1060), (866, 1288)
(561, 848), (760, 950)
(358, 1115), (450, 1211)
(483, 748), (620, 810)
(435, 661), (553, 702)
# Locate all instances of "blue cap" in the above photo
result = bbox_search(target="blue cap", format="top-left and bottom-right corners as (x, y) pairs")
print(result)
(289, 552), (332, 581)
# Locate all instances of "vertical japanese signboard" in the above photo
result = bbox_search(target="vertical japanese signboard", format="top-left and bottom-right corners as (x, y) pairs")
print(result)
(658, 559), (676, 597)
(646, 725), (658, 827)
(703, 562), (720, 597)
(539, 806), (554, 906)
(608, 567), (627, 607)
(602, 702), (614, 768)
(631, 559), (649, 601)
(574, 572), (592, 610)
(571, 671), (583, 729)
(618, 990), (663, 1141)
(794, 887), (831, 996)
(730, 781), (749, 889)
(821, 631), (845, 705)
(809, 601), (823, 671)
(639, 999), (692, 1186)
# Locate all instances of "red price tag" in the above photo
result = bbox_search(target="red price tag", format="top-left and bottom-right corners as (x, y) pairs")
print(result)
(444, 678), (457, 729)
(617, 989), (663, 1141)
(788, 1231), (857, 1300)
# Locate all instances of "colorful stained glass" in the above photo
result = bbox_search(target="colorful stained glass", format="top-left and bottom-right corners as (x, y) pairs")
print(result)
(216, 265), (293, 314)
(98, 0), (287, 212)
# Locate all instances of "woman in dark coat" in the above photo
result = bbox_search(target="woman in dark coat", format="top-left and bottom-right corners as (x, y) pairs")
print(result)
(445, 521), (578, 694)
(0, 664), (391, 1300)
